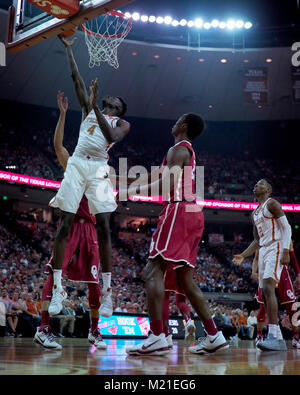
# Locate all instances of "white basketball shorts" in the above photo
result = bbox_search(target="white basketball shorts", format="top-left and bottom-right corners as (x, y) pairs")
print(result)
(49, 156), (117, 215)
(258, 241), (283, 288)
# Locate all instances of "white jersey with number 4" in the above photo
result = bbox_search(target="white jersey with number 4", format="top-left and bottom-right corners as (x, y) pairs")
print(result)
(73, 110), (119, 161)
(253, 198), (282, 247)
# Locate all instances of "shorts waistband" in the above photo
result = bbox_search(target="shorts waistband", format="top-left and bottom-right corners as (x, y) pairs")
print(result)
(73, 153), (106, 162)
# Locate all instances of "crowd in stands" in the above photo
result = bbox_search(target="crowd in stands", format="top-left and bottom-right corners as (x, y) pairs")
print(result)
(1, 119), (300, 203)
(0, 142), (55, 180)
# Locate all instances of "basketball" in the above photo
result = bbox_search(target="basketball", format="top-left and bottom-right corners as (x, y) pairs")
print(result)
(59, 26), (78, 38)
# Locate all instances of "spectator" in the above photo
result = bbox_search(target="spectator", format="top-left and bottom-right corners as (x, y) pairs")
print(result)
(247, 310), (258, 339)
(17, 293), (41, 336)
(237, 310), (251, 340)
(55, 300), (76, 338)
(9, 291), (25, 337)
(0, 288), (14, 335)
(213, 308), (225, 330)
(115, 301), (127, 313)
(222, 307), (237, 339)
(0, 301), (6, 337)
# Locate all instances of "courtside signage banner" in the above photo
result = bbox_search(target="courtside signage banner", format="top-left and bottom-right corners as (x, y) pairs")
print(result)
(1, 170), (300, 212)
(0, 170), (60, 189)
(98, 315), (150, 336)
(97, 315), (202, 338)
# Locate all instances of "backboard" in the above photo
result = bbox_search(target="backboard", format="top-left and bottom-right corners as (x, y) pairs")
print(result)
(6, 0), (134, 52)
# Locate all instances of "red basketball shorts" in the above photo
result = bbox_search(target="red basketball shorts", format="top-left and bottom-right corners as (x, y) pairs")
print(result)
(255, 266), (296, 305)
(149, 201), (204, 268)
(46, 219), (100, 283)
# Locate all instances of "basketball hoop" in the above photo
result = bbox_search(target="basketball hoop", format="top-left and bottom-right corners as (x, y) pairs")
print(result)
(81, 10), (132, 68)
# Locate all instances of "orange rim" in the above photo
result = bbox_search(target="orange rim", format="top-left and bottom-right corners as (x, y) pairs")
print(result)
(81, 10), (132, 38)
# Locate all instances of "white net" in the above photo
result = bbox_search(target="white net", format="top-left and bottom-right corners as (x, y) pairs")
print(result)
(81, 11), (132, 69)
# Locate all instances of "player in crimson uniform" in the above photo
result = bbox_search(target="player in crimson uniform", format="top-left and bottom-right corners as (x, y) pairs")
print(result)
(163, 266), (196, 348)
(125, 113), (229, 356)
(253, 241), (300, 348)
(34, 91), (106, 350)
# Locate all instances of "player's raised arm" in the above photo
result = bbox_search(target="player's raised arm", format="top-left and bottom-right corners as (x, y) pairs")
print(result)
(54, 91), (70, 171)
(90, 79), (130, 143)
(59, 36), (90, 119)
(267, 199), (291, 265)
(232, 216), (259, 265)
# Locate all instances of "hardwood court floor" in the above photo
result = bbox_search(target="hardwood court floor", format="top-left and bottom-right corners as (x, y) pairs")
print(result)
(1, 337), (300, 375)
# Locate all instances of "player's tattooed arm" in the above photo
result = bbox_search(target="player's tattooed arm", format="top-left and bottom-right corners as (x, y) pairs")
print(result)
(54, 91), (70, 171)
(59, 36), (90, 119)
(233, 215), (259, 265)
(90, 79), (130, 143)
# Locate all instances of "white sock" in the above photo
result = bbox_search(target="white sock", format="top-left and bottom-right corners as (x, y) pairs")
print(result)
(277, 326), (283, 340)
(53, 270), (62, 289)
(102, 272), (111, 292)
(268, 324), (278, 338)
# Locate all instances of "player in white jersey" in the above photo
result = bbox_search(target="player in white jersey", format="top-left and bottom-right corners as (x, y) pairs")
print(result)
(233, 179), (291, 351)
(48, 36), (130, 317)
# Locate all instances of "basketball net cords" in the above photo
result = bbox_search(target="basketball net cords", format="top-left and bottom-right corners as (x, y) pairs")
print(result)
(83, 14), (130, 68)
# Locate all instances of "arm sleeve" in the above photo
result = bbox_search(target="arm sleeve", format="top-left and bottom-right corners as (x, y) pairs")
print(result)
(290, 250), (300, 275)
(276, 215), (292, 250)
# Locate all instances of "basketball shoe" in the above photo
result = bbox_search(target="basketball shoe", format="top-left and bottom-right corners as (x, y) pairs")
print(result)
(256, 334), (284, 351)
(189, 331), (229, 354)
(99, 288), (113, 317)
(48, 285), (67, 316)
(34, 326), (62, 350)
(292, 337), (300, 349)
(255, 334), (263, 347)
(166, 334), (173, 349)
(126, 333), (169, 356)
(88, 328), (107, 350)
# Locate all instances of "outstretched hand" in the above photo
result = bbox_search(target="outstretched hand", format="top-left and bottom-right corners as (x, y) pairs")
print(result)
(59, 35), (77, 47)
(57, 91), (68, 114)
(89, 78), (99, 107)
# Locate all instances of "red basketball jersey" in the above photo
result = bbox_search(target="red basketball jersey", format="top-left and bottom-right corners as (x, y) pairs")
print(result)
(149, 140), (203, 268)
(161, 140), (196, 207)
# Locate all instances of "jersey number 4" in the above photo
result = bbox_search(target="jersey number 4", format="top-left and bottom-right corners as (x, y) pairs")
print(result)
(88, 125), (96, 135)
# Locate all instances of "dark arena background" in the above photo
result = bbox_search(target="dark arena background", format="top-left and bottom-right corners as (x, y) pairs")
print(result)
(1, 0), (300, 381)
